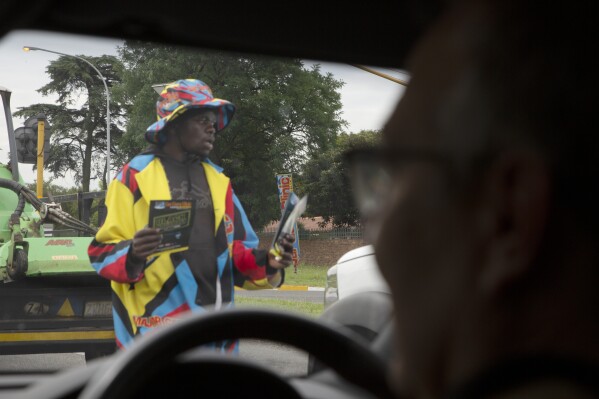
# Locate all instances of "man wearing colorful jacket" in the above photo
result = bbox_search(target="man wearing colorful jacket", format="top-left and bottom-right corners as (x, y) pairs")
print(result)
(88, 79), (294, 350)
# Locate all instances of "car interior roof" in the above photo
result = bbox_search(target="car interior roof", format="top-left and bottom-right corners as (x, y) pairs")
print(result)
(1, 0), (445, 69)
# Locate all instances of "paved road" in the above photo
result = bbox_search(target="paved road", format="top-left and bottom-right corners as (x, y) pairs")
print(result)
(240, 339), (308, 376)
(0, 352), (86, 372)
(0, 340), (308, 376)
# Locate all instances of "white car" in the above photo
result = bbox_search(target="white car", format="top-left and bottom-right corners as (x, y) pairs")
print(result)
(309, 245), (393, 375)
(324, 245), (390, 308)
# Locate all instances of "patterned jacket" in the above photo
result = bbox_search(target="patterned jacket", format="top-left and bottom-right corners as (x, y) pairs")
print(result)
(88, 153), (280, 349)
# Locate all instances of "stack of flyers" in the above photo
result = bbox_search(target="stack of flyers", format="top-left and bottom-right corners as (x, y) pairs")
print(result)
(148, 199), (196, 255)
(270, 192), (307, 260)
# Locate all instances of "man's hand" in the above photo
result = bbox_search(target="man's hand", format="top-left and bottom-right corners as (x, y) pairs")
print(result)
(268, 233), (295, 269)
(130, 226), (162, 261)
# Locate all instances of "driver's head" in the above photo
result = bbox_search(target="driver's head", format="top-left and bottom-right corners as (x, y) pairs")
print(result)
(362, 0), (599, 397)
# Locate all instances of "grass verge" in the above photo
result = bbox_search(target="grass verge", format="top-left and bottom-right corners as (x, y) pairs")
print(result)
(283, 264), (328, 287)
(235, 297), (324, 317)
(234, 264), (328, 318)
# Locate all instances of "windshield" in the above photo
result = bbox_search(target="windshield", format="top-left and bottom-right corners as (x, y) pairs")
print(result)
(0, 28), (406, 376)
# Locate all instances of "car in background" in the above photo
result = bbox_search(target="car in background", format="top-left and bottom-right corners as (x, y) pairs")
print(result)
(324, 245), (390, 309)
(308, 245), (393, 375)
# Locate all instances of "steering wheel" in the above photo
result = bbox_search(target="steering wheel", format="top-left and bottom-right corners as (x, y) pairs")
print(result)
(78, 308), (395, 399)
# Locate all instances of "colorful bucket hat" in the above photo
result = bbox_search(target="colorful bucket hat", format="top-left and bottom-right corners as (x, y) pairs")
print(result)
(145, 79), (236, 145)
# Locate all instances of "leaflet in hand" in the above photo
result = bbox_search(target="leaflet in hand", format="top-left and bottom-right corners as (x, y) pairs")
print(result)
(148, 199), (196, 254)
(270, 193), (307, 259)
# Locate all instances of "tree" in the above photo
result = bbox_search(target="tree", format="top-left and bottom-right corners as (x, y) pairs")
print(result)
(14, 55), (125, 223)
(114, 41), (346, 227)
(300, 130), (381, 227)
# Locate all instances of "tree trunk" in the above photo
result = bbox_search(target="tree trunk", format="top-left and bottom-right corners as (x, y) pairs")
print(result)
(81, 85), (95, 228)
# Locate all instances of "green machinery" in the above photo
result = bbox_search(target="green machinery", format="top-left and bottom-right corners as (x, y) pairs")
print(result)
(0, 86), (115, 359)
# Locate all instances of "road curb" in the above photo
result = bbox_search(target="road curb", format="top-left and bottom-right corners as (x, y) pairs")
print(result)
(235, 285), (324, 292)
(277, 285), (324, 292)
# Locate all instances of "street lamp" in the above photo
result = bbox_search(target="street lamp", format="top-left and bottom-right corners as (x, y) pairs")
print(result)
(350, 64), (409, 86)
(23, 46), (111, 184)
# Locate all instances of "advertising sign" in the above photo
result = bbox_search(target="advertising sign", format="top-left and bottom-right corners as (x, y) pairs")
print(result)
(276, 174), (300, 269)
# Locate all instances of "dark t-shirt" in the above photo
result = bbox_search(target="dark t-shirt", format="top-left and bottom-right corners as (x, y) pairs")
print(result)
(161, 154), (219, 305)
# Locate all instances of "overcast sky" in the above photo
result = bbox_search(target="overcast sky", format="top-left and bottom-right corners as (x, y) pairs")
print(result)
(0, 29), (407, 188)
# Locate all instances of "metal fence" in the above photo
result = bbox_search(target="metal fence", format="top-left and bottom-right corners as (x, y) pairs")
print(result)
(259, 226), (363, 240)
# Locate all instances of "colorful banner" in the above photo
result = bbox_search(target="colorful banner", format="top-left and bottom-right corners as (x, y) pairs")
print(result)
(276, 174), (300, 269)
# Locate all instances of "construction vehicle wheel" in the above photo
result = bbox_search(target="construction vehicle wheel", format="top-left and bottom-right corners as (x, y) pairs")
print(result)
(8, 248), (28, 280)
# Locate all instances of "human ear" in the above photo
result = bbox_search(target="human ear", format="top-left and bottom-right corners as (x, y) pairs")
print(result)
(477, 149), (551, 296)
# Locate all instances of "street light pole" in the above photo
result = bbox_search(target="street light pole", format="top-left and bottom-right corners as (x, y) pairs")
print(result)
(23, 46), (111, 185)
(350, 64), (409, 86)
(0, 87), (20, 181)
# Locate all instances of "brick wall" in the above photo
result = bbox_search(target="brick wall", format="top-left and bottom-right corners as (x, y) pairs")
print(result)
(257, 234), (366, 266)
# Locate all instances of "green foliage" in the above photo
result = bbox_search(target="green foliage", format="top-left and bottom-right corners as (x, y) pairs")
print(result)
(114, 41), (346, 227)
(42, 181), (79, 217)
(235, 297), (323, 317)
(14, 55), (125, 191)
(284, 263), (328, 287)
(300, 130), (381, 227)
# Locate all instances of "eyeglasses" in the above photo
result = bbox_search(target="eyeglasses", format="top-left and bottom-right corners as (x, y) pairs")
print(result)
(343, 147), (451, 217)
